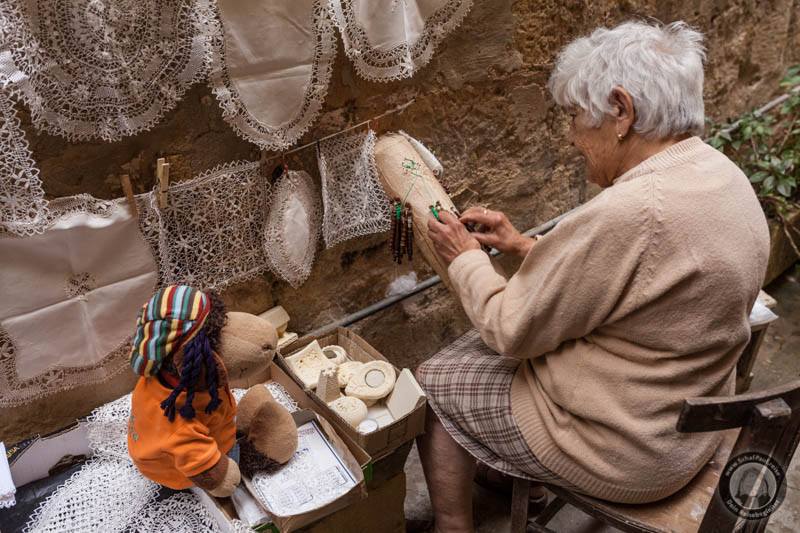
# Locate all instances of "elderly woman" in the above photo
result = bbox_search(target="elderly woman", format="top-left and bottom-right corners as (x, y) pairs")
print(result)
(417, 20), (770, 532)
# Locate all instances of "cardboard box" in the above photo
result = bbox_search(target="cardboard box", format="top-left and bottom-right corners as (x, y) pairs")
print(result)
(279, 328), (426, 461)
(198, 363), (372, 533)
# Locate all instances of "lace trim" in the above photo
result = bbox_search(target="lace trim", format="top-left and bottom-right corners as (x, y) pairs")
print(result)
(144, 160), (272, 291)
(0, 0), (216, 142)
(0, 326), (134, 409)
(23, 458), (159, 533)
(126, 492), (221, 533)
(318, 130), (390, 248)
(0, 89), (49, 237)
(207, 0), (338, 150)
(329, 0), (473, 82)
(262, 171), (322, 289)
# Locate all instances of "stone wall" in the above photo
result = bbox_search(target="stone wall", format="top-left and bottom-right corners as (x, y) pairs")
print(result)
(3, 0), (798, 442)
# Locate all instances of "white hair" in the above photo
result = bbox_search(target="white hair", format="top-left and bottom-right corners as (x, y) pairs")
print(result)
(548, 20), (706, 139)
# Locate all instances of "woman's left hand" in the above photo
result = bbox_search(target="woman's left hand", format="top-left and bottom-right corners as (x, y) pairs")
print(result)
(427, 211), (482, 264)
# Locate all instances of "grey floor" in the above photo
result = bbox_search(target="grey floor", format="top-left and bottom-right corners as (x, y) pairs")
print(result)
(403, 271), (800, 532)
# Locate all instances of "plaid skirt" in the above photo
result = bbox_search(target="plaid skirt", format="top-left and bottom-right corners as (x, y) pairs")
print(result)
(417, 330), (576, 488)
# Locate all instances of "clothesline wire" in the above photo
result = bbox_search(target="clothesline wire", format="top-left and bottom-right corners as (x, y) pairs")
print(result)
(263, 98), (417, 163)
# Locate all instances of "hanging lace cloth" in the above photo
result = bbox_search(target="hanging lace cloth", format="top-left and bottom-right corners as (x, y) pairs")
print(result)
(328, 0), (473, 82)
(317, 130), (390, 248)
(23, 458), (160, 533)
(0, 0), (215, 142)
(0, 197), (157, 407)
(208, 0), (337, 150)
(263, 170), (322, 288)
(145, 160), (271, 291)
(0, 89), (49, 237)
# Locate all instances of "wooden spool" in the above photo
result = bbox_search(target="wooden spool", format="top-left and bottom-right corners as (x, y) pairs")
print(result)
(373, 133), (456, 289)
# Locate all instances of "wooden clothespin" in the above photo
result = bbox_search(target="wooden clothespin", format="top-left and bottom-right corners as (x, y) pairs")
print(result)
(156, 158), (170, 209)
(119, 173), (138, 217)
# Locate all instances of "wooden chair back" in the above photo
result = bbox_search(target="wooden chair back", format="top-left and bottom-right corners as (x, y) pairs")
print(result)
(677, 378), (800, 532)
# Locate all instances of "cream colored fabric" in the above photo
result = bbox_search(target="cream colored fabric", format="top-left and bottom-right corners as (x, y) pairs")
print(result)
(0, 199), (157, 406)
(447, 138), (771, 503)
(262, 170), (321, 289)
(329, 0), (473, 81)
(209, 0), (336, 149)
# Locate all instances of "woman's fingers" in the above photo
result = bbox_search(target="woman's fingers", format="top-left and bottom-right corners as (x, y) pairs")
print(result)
(459, 206), (496, 227)
(472, 232), (498, 247)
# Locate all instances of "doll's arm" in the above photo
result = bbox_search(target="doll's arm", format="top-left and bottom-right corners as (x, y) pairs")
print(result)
(171, 421), (240, 497)
(189, 455), (240, 497)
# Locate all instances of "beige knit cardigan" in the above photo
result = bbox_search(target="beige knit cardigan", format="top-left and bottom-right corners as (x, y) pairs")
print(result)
(448, 137), (770, 503)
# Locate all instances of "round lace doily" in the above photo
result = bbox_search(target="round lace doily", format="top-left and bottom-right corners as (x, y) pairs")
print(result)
(0, 0), (215, 142)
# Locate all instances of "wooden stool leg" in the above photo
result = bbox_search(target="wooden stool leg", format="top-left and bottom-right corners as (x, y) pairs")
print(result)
(510, 478), (531, 533)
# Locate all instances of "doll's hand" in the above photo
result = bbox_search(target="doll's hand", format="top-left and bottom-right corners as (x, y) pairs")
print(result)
(191, 456), (241, 497)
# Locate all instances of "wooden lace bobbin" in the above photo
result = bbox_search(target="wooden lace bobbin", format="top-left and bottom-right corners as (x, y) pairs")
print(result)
(374, 133), (458, 289)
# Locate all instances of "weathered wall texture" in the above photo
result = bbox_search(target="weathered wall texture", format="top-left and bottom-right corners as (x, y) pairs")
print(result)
(3, 0), (799, 442)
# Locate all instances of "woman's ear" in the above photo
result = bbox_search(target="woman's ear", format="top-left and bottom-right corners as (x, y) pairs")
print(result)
(609, 87), (635, 137)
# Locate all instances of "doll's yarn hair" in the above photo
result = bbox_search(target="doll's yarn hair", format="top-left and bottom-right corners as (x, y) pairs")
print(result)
(161, 291), (229, 421)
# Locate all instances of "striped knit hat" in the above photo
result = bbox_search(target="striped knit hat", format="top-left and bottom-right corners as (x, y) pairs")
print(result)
(130, 285), (211, 377)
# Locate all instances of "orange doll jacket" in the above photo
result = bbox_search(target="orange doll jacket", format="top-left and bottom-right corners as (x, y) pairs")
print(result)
(127, 374), (236, 489)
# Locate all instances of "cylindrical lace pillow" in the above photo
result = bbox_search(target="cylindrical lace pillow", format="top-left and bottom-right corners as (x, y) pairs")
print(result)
(374, 133), (457, 288)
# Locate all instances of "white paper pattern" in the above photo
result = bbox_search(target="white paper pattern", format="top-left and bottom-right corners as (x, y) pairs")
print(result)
(249, 421), (357, 517)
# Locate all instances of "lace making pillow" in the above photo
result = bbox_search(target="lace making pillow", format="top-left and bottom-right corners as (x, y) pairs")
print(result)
(0, 197), (158, 407)
(208, 0), (337, 150)
(147, 160), (271, 291)
(329, 0), (473, 82)
(0, 0), (215, 141)
(317, 130), (391, 248)
(263, 170), (322, 289)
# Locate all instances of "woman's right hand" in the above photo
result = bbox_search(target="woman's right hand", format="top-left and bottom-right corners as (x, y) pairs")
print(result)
(459, 207), (536, 258)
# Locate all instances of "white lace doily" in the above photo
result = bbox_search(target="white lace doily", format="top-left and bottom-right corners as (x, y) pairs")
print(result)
(85, 393), (133, 461)
(318, 130), (390, 248)
(145, 160), (272, 291)
(126, 492), (221, 533)
(0, 196), (155, 408)
(23, 458), (159, 533)
(329, 0), (473, 82)
(208, 0), (337, 150)
(0, 89), (49, 237)
(262, 170), (321, 288)
(0, 0), (215, 142)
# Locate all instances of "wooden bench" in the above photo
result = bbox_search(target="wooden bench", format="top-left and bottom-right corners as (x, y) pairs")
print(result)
(510, 379), (800, 533)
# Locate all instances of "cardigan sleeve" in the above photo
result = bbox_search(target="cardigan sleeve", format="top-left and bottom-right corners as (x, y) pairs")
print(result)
(447, 184), (652, 359)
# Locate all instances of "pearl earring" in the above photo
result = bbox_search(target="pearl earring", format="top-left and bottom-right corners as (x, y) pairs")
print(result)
(617, 133), (624, 141)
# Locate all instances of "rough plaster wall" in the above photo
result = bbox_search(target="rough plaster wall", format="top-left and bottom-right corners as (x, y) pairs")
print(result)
(2, 0), (799, 442)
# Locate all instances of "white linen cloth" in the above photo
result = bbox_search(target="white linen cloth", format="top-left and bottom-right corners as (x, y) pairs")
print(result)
(0, 199), (157, 406)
